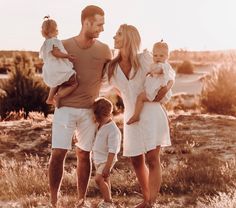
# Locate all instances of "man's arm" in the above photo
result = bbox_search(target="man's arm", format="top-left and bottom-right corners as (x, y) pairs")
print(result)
(153, 80), (174, 102)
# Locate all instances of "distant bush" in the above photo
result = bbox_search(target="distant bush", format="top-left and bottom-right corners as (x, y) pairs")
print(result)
(0, 54), (51, 119)
(200, 66), (236, 116)
(177, 60), (194, 74)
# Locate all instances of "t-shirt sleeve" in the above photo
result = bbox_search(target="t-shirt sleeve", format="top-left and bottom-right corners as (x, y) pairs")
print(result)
(100, 63), (114, 94)
(107, 129), (121, 154)
(104, 44), (112, 62)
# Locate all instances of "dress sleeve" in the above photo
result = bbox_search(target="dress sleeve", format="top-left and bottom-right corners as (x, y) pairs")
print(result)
(139, 49), (153, 73)
(163, 63), (176, 82)
(44, 38), (61, 54)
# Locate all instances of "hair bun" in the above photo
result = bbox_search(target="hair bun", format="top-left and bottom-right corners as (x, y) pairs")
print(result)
(44, 15), (50, 20)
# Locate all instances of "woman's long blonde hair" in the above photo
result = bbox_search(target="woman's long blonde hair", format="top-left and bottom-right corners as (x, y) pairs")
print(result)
(108, 24), (141, 80)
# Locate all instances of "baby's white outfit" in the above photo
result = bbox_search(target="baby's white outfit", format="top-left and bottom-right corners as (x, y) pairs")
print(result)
(39, 37), (75, 88)
(92, 120), (121, 166)
(145, 62), (175, 103)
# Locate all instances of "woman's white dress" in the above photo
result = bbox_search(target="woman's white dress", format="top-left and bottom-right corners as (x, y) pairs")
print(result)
(110, 51), (174, 157)
(39, 37), (75, 88)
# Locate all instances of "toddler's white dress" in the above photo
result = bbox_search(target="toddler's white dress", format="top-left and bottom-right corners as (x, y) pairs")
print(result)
(145, 62), (175, 103)
(109, 51), (174, 157)
(39, 37), (75, 88)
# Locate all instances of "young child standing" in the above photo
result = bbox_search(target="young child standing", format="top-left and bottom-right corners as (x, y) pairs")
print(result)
(92, 97), (121, 208)
(40, 16), (78, 108)
(127, 40), (175, 124)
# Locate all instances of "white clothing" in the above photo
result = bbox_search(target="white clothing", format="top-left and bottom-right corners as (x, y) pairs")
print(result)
(52, 107), (96, 150)
(39, 37), (75, 88)
(94, 162), (116, 175)
(109, 51), (173, 157)
(145, 62), (175, 103)
(92, 121), (121, 165)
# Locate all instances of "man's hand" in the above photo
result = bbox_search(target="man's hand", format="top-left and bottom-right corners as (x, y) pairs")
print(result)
(68, 54), (76, 62)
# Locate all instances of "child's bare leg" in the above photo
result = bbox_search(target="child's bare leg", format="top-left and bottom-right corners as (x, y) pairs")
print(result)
(54, 75), (78, 108)
(46, 87), (58, 105)
(127, 92), (148, 125)
(95, 174), (112, 203)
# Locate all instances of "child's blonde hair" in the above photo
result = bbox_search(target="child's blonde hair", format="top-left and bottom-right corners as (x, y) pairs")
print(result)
(93, 97), (113, 122)
(153, 40), (169, 56)
(41, 16), (58, 39)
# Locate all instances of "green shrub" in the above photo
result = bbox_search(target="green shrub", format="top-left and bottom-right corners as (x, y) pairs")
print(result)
(200, 66), (236, 116)
(177, 60), (194, 74)
(0, 54), (51, 119)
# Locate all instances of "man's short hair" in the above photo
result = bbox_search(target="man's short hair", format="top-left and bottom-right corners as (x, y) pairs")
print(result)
(81, 5), (104, 24)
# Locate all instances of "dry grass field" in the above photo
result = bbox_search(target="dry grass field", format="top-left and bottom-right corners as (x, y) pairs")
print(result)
(0, 50), (236, 207)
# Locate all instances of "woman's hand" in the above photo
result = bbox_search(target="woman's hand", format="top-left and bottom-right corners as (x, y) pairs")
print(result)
(154, 80), (174, 102)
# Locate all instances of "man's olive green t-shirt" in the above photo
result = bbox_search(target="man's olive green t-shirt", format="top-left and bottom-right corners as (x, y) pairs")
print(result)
(60, 37), (111, 108)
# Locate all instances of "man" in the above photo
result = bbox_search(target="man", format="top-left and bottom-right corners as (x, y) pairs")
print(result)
(48, 5), (112, 208)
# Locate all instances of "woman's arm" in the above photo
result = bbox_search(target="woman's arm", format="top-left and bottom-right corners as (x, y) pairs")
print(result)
(153, 80), (174, 102)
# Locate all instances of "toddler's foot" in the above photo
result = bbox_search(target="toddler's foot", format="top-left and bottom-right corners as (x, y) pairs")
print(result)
(134, 201), (151, 208)
(127, 115), (140, 125)
(53, 94), (61, 108)
(46, 98), (54, 105)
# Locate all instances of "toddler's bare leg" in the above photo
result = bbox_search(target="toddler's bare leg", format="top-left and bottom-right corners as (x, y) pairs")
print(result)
(46, 87), (58, 105)
(54, 83), (78, 108)
(127, 92), (148, 125)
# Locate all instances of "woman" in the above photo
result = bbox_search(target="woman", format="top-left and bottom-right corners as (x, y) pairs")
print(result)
(107, 24), (174, 207)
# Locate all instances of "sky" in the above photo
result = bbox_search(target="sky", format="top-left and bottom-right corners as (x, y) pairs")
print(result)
(1, 0), (236, 52)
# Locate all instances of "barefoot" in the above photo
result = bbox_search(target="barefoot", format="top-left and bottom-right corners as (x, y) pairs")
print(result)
(53, 94), (61, 108)
(127, 115), (140, 125)
(46, 98), (54, 105)
(134, 201), (151, 208)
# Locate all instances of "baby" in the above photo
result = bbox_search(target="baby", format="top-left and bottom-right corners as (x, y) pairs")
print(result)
(40, 16), (78, 108)
(127, 40), (175, 124)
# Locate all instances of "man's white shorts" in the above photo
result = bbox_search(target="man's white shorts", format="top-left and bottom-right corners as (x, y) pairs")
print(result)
(52, 107), (96, 151)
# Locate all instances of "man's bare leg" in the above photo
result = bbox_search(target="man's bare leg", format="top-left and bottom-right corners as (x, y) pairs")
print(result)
(76, 147), (92, 204)
(49, 148), (67, 207)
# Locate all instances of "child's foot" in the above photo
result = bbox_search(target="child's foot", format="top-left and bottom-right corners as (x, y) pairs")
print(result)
(134, 201), (151, 208)
(97, 200), (114, 208)
(127, 115), (140, 125)
(53, 94), (61, 108)
(46, 98), (54, 105)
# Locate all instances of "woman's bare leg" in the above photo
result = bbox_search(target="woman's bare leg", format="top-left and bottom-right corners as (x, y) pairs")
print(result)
(131, 155), (150, 208)
(146, 146), (162, 204)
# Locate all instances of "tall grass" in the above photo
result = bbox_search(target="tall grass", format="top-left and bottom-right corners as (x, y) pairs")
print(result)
(201, 65), (236, 116)
(1, 152), (235, 207)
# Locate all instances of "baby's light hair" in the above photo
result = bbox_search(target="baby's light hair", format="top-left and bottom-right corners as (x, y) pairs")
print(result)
(153, 40), (169, 55)
(41, 16), (58, 39)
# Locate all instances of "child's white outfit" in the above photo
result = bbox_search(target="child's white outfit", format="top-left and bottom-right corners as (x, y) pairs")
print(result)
(92, 120), (121, 174)
(145, 62), (175, 103)
(39, 37), (75, 88)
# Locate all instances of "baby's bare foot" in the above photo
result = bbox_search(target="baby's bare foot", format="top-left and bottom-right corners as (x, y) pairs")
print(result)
(127, 115), (140, 125)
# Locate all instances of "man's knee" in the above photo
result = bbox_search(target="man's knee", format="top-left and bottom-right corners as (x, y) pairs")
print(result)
(50, 149), (67, 164)
(76, 148), (90, 163)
